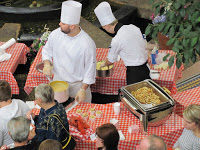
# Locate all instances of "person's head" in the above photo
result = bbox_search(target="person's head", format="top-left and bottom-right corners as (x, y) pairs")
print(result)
(39, 139), (62, 150)
(183, 104), (200, 131)
(94, 1), (117, 34)
(137, 134), (167, 150)
(95, 123), (119, 150)
(7, 116), (30, 143)
(35, 83), (54, 106)
(59, 1), (82, 35)
(0, 80), (12, 102)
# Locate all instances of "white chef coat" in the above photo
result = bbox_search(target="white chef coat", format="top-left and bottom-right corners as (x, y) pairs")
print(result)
(107, 25), (148, 66)
(42, 27), (96, 85)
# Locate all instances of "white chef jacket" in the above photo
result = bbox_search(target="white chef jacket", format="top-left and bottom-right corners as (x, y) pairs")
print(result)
(107, 25), (148, 66)
(42, 27), (96, 85)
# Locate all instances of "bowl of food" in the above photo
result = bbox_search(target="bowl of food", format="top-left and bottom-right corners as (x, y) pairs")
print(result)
(96, 60), (114, 77)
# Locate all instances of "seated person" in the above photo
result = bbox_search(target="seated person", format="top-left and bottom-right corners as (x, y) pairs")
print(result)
(173, 104), (200, 150)
(4, 116), (40, 150)
(26, 83), (76, 150)
(0, 80), (29, 146)
(39, 139), (62, 150)
(136, 134), (167, 150)
(95, 123), (119, 150)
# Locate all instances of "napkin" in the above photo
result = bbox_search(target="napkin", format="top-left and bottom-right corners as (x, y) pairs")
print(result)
(0, 38), (16, 50)
(0, 53), (12, 62)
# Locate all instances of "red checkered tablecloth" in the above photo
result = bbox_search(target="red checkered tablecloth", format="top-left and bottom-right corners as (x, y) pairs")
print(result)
(32, 103), (184, 149)
(24, 48), (183, 95)
(172, 87), (200, 117)
(0, 42), (29, 94)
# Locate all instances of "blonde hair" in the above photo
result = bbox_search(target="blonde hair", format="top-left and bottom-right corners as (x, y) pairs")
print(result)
(183, 104), (200, 129)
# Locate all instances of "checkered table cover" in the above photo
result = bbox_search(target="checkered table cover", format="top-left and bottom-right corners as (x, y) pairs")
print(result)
(24, 48), (183, 95)
(0, 42), (29, 94)
(172, 86), (200, 117)
(32, 103), (184, 150)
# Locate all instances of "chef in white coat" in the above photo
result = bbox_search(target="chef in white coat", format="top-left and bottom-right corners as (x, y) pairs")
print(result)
(42, 1), (96, 103)
(94, 2), (150, 85)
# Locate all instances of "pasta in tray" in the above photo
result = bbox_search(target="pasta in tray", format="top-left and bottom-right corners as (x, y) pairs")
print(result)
(131, 87), (161, 105)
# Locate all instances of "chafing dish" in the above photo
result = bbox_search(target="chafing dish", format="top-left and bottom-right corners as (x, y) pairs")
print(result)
(119, 79), (175, 133)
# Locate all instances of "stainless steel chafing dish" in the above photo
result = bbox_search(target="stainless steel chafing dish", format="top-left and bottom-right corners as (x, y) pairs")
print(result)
(119, 79), (175, 133)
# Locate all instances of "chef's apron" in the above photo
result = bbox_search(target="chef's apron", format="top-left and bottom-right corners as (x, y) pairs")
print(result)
(126, 62), (150, 85)
(53, 76), (92, 103)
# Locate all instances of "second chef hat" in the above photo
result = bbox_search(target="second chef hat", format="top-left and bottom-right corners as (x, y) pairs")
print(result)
(94, 1), (116, 26)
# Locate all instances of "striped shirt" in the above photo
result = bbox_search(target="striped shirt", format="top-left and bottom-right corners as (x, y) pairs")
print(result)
(174, 128), (200, 150)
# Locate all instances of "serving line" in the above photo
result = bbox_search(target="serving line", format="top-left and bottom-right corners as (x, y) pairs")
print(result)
(24, 48), (183, 95)
(0, 42), (29, 94)
(32, 102), (184, 149)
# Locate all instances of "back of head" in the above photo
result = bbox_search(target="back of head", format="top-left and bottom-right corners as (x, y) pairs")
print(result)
(0, 80), (11, 102)
(60, 0), (82, 25)
(7, 116), (30, 143)
(96, 123), (119, 150)
(183, 104), (200, 129)
(94, 1), (116, 26)
(148, 134), (167, 150)
(35, 83), (54, 103)
(39, 139), (62, 150)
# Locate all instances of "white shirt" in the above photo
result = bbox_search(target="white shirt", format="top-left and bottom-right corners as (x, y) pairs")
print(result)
(42, 27), (96, 85)
(174, 128), (200, 150)
(107, 25), (148, 66)
(0, 99), (30, 146)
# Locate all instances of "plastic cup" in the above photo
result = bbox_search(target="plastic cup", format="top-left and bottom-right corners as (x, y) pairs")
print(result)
(113, 102), (120, 115)
(110, 118), (119, 130)
(89, 108), (96, 115)
(89, 115), (96, 122)
(76, 109), (83, 116)
(82, 113), (88, 121)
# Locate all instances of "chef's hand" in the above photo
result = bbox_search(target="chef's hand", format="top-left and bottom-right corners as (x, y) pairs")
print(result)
(43, 64), (53, 77)
(75, 88), (86, 103)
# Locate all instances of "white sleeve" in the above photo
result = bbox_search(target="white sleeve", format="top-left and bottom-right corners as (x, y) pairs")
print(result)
(82, 43), (96, 85)
(107, 37), (122, 63)
(0, 125), (3, 147)
(42, 32), (54, 62)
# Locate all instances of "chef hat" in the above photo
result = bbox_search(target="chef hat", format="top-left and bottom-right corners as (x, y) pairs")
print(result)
(94, 1), (116, 26)
(60, 0), (82, 25)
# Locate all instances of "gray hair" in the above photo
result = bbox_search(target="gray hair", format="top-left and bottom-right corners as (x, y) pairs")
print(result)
(7, 116), (30, 143)
(35, 83), (54, 103)
(148, 134), (167, 150)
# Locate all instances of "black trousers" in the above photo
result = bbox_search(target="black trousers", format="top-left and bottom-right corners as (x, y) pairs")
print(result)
(126, 62), (150, 85)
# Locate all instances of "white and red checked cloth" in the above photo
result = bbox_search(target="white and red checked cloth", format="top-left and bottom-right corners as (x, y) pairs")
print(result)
(0, 42), (29, 94)
(172, 86), (200, 117)
(24, 48), (184, 96)
(32, 103), (184, 150)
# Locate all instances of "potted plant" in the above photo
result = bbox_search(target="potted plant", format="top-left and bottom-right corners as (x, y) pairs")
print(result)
(145, 0), (200, 68)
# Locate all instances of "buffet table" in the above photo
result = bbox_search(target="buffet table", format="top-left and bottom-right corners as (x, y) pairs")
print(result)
(24, 48), (183, 95)
(173, 86), (200, 117)
(32, 102), (184, 149)
(0, 42), (29, 94)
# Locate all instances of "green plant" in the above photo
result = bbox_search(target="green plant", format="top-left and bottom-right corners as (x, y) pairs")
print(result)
(26, 31), (51, 63)
(145, 0), (200, 68)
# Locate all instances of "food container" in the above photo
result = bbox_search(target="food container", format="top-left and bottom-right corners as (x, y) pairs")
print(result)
(49, 81), (69, 103)
(76, 109), (83, 115)
(119, 79), (175, 133)
(96, 61), (114, 77)
(82, 113), (88, 121)
(96, 111), (102, 118)
(89, 108), (96, 115)
(89, 115), (96, 122)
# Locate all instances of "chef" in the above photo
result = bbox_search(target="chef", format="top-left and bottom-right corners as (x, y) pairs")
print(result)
(42, 0), (96, 103)
(94, 2), (150, 85)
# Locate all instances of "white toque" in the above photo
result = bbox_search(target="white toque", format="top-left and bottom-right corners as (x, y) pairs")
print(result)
(94, 1), (116, 26)
(60, 0), (82, 25)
